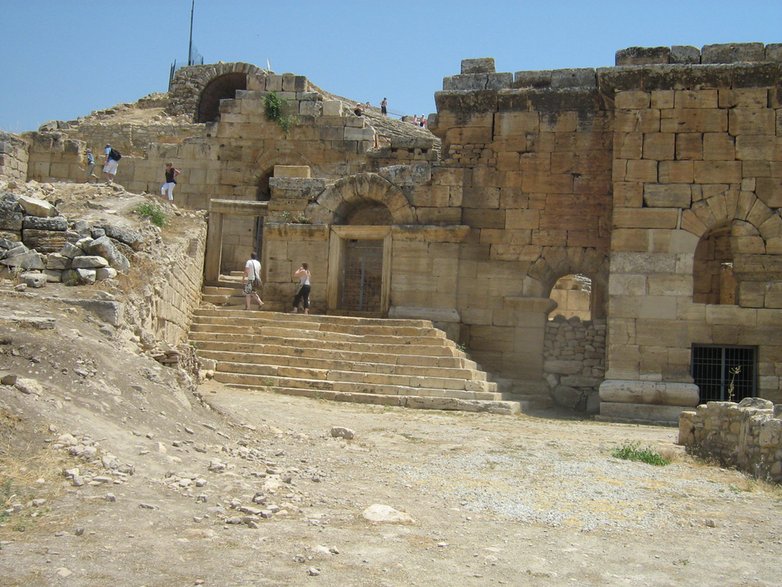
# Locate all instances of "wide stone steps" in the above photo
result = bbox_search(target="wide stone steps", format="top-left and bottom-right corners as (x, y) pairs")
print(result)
(189, 307), (521, 415)
(211, 361), (497, 393)
(197, 349), (485, 379)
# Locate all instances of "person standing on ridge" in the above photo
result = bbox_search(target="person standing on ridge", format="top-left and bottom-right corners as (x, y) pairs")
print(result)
(160, 162), (181, 202)
(103, 144), (121, 183)
(381, 97), (388, 116)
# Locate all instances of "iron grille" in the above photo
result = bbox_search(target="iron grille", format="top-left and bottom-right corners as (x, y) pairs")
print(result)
(691, 345), (757, 403)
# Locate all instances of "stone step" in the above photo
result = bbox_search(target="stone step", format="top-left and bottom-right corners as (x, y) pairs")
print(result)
(190, 332), (461, 358)
(191, 314), (446, 339)
(196, 345), (477, 370)
(213, 361), (496, 392)
(199, 349), (485, 380)
(193, 308), (434, 329)
(190, 304), (520, 415)
(214, 372), (501, 401)
(224, 385), (522, 415)
(190, 323), (448, 347)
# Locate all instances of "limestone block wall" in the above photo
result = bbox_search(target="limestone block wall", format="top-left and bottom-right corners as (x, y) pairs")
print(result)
(124, 225), (207, 346)
(26, 133), (84, 183)
(600, 58), (782, 406)
(0, 132), (29, 181)
(543, 317), (606, 411)
(679, 398), (782, 482)
(430, 58), (613, 380)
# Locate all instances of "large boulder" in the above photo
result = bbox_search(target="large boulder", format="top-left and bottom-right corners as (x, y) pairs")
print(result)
(17, 195), (57, 218)
(22, 215), (68, 231)
(95, 224), (144, 251)
(83, 236), (130, 273)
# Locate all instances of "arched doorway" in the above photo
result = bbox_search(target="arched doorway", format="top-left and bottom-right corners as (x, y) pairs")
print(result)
(549, 274), (592, 321)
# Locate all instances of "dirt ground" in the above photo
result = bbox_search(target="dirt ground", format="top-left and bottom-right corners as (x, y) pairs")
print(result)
(1, 182), (781, 585)
(1, 298), (781, 586)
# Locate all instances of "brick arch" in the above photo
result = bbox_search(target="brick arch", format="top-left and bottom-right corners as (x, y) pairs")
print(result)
(682, 191), (782, 249)
(307, 173), (415, 225)
(167, 62), (266, 121)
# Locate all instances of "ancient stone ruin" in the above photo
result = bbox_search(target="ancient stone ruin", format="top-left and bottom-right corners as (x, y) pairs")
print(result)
(1, 42), (781, 433)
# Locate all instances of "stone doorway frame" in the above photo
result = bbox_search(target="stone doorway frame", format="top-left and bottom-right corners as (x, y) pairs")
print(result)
(327, 225), (392, 316)
(204, 199), (268, 285)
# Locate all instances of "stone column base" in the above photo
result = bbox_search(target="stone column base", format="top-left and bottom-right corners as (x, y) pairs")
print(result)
(598, 379), (700, 424)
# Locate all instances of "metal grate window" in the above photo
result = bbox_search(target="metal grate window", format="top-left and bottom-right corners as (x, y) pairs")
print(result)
(691, 345), (757, 403)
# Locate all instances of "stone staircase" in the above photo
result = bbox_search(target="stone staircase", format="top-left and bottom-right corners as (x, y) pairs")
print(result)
(190, 296), (521, 415)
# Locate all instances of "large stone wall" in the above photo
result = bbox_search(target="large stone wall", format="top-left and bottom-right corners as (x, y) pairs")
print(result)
(0, 132), (29, 181)
(679, 398), (782, 482)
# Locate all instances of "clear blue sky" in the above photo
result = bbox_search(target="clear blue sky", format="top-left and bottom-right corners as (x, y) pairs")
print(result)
(1, 0), (781, 133)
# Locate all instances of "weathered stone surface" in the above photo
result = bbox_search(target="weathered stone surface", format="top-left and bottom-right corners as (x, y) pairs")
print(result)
(83, 236), (130, 272)
(701, 43), (765, 64)
(362, 504), (415, 524)
(22, 215), (68, 231)
(19, 271), (47, 288)
(616, 46), (671, 66)
(22, 229), (68, 253)
(71, 255), (109, 269)
(0, 195), (24, 231)
(46, 252), (69, 270)
(17, 195), (57, 217)
(461, 58), (495, 74)
(599, 380), (699, 406)
(95, 224), (144, 251)
(96, 267), (118, 281)
(670, 45), (700, 64)
(0, 248), (44, 270)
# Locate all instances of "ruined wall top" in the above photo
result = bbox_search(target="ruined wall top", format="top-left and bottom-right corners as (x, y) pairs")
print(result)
(441, 43), (782, 96)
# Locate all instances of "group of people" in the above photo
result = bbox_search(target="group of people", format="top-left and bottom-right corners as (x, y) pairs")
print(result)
(85, 144), (181, 202)
(244, 253), (311, 314)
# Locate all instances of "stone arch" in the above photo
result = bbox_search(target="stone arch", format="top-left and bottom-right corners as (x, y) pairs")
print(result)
(682, 190), (782, 247)
(528, 247), (609, 319)
(307, 173), (415, 225)
(167, 62), (266, 121)
(196, 72), (248, 123)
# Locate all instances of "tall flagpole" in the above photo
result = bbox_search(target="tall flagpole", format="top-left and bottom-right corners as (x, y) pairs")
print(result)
(187, 0), (195, 66)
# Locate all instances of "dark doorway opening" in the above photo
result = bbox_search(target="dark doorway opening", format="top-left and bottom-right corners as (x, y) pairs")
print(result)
(196, 72), (247, 123)
(339, 239), (383, 313)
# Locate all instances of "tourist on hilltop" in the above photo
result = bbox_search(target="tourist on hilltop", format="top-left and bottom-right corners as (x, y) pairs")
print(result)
(353, 103), (364, 116)
(381, 97), (388, 116)
(291, 262), (311, 315)
(243, 252), (264, 311)
(103, 144), (121, 183)
(160, 162), (181, 202)
(85, 148), (97, 181)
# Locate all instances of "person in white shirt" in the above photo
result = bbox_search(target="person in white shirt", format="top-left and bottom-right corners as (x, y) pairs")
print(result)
(243, 252), (264, 310)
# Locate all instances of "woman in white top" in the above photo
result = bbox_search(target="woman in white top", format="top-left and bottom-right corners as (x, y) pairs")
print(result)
(292, 262), (311, 314)
(243, 252), (264, 310)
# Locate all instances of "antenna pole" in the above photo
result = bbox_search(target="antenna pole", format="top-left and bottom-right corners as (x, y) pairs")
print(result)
(187, 0), (195, 66)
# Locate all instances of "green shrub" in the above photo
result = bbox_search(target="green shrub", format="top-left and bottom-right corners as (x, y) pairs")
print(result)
(136, 202), (166, 227)
(264, 92), (296, 133)
(611, 442), (670, 466)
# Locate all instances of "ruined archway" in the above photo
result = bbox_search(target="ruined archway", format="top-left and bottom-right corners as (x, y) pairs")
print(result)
(196, 72), (247, 123)
(308, 173), (415, 225)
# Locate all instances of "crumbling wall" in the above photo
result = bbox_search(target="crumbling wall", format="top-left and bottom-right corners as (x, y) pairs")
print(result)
(0, 132), (29, 181)
(679, 398), (782, 482)
(543, 317), (606, 412)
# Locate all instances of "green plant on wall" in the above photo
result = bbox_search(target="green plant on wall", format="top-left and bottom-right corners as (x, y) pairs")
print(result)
(264, 92), (296, 134)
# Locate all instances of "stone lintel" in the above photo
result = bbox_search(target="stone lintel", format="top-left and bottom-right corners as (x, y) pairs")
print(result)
(209, 199), (269, 216)
(273, 165), (311, 178)
(391, 225), (470, 242)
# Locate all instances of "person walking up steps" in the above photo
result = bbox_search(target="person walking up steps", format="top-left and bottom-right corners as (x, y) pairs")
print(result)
(292, 262), (311, 314)
(85, 148), (97, 181)
(243, 252), (264, 310)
